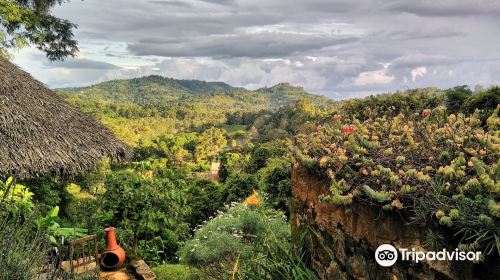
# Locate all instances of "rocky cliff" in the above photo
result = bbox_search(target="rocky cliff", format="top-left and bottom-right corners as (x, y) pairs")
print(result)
(291, 165), (498, 280)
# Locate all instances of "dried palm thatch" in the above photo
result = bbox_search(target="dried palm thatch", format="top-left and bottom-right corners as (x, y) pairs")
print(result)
(0, 57), (132, 178)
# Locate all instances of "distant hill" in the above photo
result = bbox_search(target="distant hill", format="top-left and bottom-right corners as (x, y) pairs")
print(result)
(56, 75), (333, 145)
(58, 75), (330, 110)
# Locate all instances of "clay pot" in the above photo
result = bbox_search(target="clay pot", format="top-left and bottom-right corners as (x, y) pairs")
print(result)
(100, 227), (126, 270)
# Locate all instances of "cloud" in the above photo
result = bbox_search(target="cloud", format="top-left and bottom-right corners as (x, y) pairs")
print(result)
(44, 58), (120, 70)
(388, 0), (500, 17)
(149, 1), (192, 8)
(383, 29), (465, 41)
(389, 53), (458, 71)
(411, 67), (427, 81)
(129, 33), (359, 58)
(198, 0), (235, 5)
(355, 69), (395, 86)
(9, 0), (500, 99)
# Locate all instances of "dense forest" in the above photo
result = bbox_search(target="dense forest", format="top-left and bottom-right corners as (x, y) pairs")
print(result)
(56, 76), (332, 146)
(2, 76), (499, 279)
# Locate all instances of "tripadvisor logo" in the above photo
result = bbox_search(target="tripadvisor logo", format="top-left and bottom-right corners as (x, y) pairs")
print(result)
(375, 244), (398, 267)
(375, 244), (481, 267)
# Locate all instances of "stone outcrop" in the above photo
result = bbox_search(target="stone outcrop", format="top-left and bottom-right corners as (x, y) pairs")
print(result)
(129, 260), (157, 280)
(291, 165), (499, 280)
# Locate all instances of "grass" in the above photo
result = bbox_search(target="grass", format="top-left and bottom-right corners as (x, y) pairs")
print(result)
(152, 264), (207, 280)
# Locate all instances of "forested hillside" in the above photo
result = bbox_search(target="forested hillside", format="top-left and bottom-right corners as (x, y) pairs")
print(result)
(4, 79), (498, 279)
(57, 76), (332, 145)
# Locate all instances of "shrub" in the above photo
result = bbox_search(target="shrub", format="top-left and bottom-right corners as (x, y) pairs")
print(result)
(0, 177), (34, 218)
(445, 85), (472, 114)
(238, 228), (318, 280)
(178, 203), (289, 278)
(91, 169), (191, 264)
(341, 88), (443, 121)
(219, 173), (258, 204)
(0, 216), (48, 280)
(258, 158), (292, 214)
(446, 86), (500, 123)
(293, 99), (500, 255)
(152, 264), (205, 280)
(246, 140), (289, 172)
(186, 179), (223, 228)
(218, 152), (242, 183)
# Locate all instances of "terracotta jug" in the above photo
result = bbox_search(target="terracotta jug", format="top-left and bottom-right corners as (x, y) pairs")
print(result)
(100, 227), (126, 270)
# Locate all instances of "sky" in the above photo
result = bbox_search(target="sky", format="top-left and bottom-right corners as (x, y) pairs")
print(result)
(12, 0), (500, 99)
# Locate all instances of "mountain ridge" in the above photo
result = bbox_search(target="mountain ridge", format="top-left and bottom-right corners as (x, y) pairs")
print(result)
(55, 75), (334, 145)
(57, 75), (331, 109)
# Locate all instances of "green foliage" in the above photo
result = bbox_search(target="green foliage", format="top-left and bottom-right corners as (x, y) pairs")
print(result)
(34, 206), (88, 245)
(258, 158), (292, 214)
(220, 173), (258, 204)
(24, 175), (69, 212)
(150, 133), (197, 165)
(293, 89), (500, 257)
(249, 99), (333, 142)
(247, 140), (288, 172)
(238, 228), (319, 280)
(415, 183), (500, 256)
(423, 229), (445, 251)
(488, 200), (500, 218)
(320, 179), (353, 206)
(0, 177), (34, 217)
(178, 203), (289, 278)
(218, 152), (241, 183)
(26, 74), (500, 274)
(0, 215), (48, 280)
(186, 179), (223, 228)
(341, 88), (443, 121)
(92, 169), (191, 264)
(57, 76), (329, 146)
(195, 127), (227, 162)
(152, 264), (205, 280)
(446, 86), (500, 122)
(445, 85), (473, 114)
(0, 0), (78, 60)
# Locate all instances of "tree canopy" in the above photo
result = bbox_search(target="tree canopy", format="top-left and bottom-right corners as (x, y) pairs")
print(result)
(0, 0), (78, 60)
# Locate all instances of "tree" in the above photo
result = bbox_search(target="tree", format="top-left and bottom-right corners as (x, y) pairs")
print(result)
(0, 0), (78, 60)
(218, 152), (241, 183)
(258, 158), (292, 214)
(246, 140), (288, 172)
(96, 171), (191, 260)
(186, 179), (222, 228)
(195, 127), (227, 162)
(220, 173), (257, 204)
(445, 85), (472, 114)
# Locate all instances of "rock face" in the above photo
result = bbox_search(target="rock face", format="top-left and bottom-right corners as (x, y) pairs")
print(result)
(291, 165), (498, 280)
(129, 260), (157, 280)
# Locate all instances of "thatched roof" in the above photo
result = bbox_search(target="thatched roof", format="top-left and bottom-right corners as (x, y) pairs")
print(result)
(0, 57), (132, 178)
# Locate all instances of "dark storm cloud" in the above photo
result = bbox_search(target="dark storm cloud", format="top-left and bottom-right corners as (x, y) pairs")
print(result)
(11, 0), (500, 98)
(129, 34), (359, 58)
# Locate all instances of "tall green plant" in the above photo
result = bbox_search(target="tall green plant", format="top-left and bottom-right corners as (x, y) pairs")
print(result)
(0, 215), (48, 280)
(238, 222), (318, 280)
